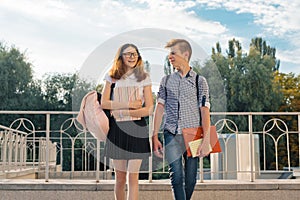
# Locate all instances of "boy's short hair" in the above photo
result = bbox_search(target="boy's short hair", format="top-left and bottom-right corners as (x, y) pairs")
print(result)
(165, 39), (192, 61)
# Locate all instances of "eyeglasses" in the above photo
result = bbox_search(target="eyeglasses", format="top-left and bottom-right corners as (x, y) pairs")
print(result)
(122, 52), (139, 58)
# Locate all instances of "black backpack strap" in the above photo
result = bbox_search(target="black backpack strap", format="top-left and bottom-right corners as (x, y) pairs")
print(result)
(97, 83), (115, 103)
(110, 83), (115, 100)
(196, 74), (199, 103)
(100, 82), (116, 118)
(164, 75), (170, 99)
(196, 74), (206, 107)
(196, 74), (203, 125)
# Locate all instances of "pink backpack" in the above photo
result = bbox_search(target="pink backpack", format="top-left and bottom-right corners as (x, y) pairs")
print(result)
(76, 90), (109, 141)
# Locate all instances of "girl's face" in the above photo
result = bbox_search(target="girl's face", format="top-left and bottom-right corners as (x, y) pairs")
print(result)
(121, 46), (139, 69)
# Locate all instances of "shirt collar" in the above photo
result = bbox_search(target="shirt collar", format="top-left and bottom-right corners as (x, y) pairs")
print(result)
(185, 68), (197, 78)
(174, 67), (197, 78)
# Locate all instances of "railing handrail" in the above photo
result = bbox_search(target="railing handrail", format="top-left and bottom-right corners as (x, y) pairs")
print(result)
(0, 124), (28, 135)
(0, 111), (78, 114)
(211, 112), (300, 115)
(0, 110), (299, 115)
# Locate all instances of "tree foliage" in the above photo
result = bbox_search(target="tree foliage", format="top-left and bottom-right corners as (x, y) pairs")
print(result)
(42, 73), (94, 111)
(164, 55), (173, 75)
(191, 59), (227, 115)
(273, 72), (300, 169)
(0, 42), (43, 110)
(211, 38), (283, 120)
(209, 37), (299, 170)
(275, 72), (300, 112)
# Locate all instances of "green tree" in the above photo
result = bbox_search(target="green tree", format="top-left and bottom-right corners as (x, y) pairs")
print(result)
(211, 37), (287, 169)
(275, 72), (300, 112)
(211, 37), (283, 129)
(144, 60), (151, 73)
(42, 73), (75, 111)
(0, 42), (43, 110)
(164, 55), (173, 75)
(42, 72), (95, 111)
(274, 72), (300, 169)
(0, 43), (45, 128)
(191, 59), (227, 117)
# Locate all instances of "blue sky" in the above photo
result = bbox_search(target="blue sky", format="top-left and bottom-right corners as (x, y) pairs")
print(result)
(0, 0), (299, 79)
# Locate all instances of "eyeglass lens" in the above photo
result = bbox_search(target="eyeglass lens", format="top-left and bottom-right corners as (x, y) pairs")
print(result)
(123, 52), (138, 58)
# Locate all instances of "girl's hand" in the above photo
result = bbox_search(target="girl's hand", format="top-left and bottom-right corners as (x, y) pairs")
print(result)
(129, 99), (142, 109)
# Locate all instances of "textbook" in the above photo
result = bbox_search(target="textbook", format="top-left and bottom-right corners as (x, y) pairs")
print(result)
(113, 86), (141, 121)
(188, 138), (212, 158)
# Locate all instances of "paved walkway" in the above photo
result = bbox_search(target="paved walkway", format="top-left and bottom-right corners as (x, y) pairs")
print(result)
(1, 179), (300, 200)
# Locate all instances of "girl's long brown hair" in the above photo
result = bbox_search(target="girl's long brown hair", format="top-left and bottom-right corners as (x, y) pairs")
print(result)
(109, 43), (148, 82)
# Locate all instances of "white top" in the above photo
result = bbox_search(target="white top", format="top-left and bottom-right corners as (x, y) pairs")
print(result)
(104, 73), (152, 103)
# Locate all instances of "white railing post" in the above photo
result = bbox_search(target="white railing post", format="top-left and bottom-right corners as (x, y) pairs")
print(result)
(298, 114), (300, 168)
(200, 157), (204, 183)
(2, 131), (8, 172)
(20, 136), (24, 170)
(8, 132), (12, 172)
(96, 139), (100, 183)
(249, 114), (254, 182)
(15, 135), (18, 170)
(148, 115), (153, 183)
(84, 131), (87, 171)
(71, 140), (75, 178)
(45, 113), (50, 182)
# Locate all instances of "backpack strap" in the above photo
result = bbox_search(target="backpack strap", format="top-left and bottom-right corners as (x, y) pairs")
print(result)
(97, 83), (115, 103)
(164, 75), (171, 99)
(196, 74), (199, 103)
(110, 83), (115, 100)
(99, 82), (116, 118)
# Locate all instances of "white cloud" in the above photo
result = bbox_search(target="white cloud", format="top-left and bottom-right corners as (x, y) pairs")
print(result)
(0, 0), (72, 21)
(0, 0), (299, 77)
(278, 47), (300, 65)
(196, 0), (300, 37)
(0, 0), (230, 78)
(195, 0), (300, 73)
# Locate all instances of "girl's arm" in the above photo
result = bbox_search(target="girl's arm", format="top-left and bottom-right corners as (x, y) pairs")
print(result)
(101, 81), (142, 110)
(113, 85), (154, 118)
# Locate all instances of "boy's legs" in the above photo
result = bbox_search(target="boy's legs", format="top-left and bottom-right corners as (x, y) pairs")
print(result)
(184, 155), (199, 199)
(164, 130), (186, 200)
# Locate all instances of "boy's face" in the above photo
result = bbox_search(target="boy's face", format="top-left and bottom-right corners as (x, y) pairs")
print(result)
(168, 44), (189, 71)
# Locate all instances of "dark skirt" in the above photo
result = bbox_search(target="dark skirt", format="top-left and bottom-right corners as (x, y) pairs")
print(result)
(104, 116), (151, 160)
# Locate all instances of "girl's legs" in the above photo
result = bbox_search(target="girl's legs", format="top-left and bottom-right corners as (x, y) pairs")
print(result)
(113, 160), (127, 200)
(127, 159), (142, 200)
(113, 159), (142, 200)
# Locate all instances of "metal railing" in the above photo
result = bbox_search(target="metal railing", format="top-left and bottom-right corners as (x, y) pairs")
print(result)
(0, 111), (299, 182)
(0, 125), (28, 173)
(0, 123), (57, 179)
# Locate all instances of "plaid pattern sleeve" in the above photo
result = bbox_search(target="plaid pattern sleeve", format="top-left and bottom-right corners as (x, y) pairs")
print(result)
(157, 76), (167, 105)
(197, 75), (210, 109)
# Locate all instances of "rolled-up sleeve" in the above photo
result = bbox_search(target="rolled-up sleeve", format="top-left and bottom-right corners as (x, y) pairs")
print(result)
(157, 76), (167, 105)
(198, 76), (210, 109)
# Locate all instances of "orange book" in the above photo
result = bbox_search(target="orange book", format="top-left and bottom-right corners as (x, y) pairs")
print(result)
(182, 126), (222, 157)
